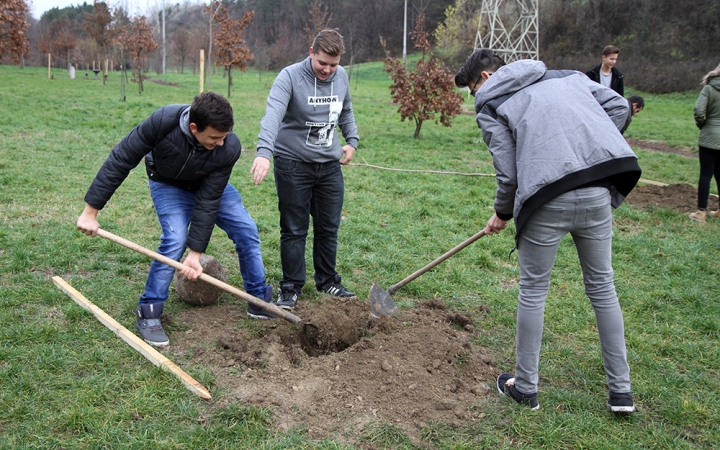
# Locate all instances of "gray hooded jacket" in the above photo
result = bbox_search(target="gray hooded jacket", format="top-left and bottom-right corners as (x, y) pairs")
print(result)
(257, 57), (359, 163)
(474, 59), (641, 237)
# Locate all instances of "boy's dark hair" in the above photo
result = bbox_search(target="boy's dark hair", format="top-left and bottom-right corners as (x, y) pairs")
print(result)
(312, 29), (345, 57)
(627, 95), (644, 109)
(602, 45), (620, 56)
(189, 92), (234, 132)
(454, 49), (506, 88)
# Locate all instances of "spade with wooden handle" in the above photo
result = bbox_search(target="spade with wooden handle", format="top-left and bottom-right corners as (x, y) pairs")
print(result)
(369, 229), (487, 317)
(95, 228), (309, 327)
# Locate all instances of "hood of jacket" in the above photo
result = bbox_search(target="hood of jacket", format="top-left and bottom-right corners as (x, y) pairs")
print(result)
(475, 59), (547, 113)
(708, 76), (720, 91)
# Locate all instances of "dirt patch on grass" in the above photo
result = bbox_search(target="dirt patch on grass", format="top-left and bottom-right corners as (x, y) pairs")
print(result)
(626, 138), (696, 158)
(167, 296), (499, 444)
(145, 78), (180, 87)
(625, 183), (699, 214)
(159, 139), (701, 445)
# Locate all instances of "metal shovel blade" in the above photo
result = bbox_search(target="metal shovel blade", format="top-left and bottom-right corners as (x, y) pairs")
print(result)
(369, 283), (399, 318)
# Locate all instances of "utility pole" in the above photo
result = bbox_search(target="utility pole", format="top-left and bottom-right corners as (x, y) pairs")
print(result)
(402, 0), (407, 60)
(206, 3), (222, 91)
(162, 0), (166, 74)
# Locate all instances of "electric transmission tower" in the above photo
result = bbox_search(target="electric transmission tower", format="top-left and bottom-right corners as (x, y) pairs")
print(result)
(474, 0), (539, 63)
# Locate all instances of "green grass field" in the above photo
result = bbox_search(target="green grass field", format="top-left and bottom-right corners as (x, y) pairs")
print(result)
(1, 62), (718, 449)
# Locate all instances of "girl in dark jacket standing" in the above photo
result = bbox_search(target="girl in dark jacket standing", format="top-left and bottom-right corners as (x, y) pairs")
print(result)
(689, 63), (720, 222)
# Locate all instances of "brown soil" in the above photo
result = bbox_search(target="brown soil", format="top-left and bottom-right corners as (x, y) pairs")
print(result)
(625, 183), (699, 214)
(625, 138), (696, 158)
(166, 296), (499, 445)
(145, 78), (180, 87)
(159, 139), (699, 445)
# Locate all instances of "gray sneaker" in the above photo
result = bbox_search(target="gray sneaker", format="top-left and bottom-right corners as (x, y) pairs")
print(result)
(247, 285), (277, 320)
(136, 303), (169, 347)
(497, 373), (540, 410)
(276, 283), (298, 311)
(607, 391), (635, 414)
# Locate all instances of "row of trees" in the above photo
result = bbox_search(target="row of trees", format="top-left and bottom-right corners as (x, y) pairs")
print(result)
(3, 0), (719, 93)
(3, 0), (453, 75)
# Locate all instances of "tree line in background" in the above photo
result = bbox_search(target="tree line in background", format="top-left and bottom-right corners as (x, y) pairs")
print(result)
(1, 0), (719, 93)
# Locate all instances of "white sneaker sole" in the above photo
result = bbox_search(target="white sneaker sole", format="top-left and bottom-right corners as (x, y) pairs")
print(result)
(143, 338), (169, 347)
(608, 404), (635, 413)
(246, 312), (273, 320)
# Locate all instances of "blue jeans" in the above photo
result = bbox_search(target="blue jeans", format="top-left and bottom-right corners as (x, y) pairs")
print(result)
(515, 187), (631, 394)
(138, 181), (267, 305)
(273, 157), (344, 289)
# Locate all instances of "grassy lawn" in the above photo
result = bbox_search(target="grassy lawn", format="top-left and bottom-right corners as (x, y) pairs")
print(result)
(1, 62), (718, 449)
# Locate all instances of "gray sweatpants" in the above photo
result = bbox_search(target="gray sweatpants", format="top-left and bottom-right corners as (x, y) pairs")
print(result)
(514, 187), (632, 394)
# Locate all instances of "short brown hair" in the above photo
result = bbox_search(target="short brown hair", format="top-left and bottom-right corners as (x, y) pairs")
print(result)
(312, 29), (345, 57)
(189, 92), (234, 132)
(602, 45), (620, 57)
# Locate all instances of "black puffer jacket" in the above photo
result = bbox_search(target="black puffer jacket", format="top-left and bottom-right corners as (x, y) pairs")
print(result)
(585, 64), (624, 97)
(84, 104), (242, 253)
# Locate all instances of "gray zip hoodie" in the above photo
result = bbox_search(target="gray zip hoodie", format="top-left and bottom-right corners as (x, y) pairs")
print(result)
(474, 59), (641, 238)
(257, 57), (359, 163)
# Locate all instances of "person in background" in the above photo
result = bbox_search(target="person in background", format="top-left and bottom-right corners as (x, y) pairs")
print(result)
(77, 92), (275, 347)
(620, 95), (644, 134)
(250, 29), (359, 311)
(456, 49), (641, 413)
(689, 63), (720, 222)
(586, 45), (624, 96)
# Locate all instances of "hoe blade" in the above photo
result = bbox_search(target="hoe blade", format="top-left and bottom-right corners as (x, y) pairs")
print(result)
(369, 283), (398, 318)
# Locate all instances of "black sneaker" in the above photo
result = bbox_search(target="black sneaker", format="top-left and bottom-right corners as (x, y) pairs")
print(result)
(247, 285), (276, 320)
(317, 274), (356, 299)
(136, 303), (169, 347)
(607, 391), (635, 414)
(497, 373), (540, 410)
(276, 283), (298, 311)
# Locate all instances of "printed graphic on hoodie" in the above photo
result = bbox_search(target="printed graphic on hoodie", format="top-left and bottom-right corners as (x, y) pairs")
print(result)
(306, 96), (341, 147)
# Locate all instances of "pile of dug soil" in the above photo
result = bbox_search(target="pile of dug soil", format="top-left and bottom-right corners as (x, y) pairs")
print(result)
(625, 183), (700, 214)
(168, 296), (500, 442)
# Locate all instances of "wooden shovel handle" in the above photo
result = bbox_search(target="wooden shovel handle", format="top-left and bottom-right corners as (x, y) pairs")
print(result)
(388, 229), (487, 295)
(95, 228), (303, 324)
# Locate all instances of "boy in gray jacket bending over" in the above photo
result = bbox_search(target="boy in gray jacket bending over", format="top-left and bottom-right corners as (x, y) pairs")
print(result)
(250, 29), (359, 311)
(455, 49), (641, 413)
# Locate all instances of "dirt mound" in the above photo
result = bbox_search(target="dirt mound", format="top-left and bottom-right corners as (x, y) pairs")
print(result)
(625, 138), (696, 158)
(625, 183), (699, 213)
(168, 296), (499, 443)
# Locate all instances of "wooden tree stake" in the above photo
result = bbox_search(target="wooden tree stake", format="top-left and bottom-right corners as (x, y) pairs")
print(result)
(51, 276), (212, 400)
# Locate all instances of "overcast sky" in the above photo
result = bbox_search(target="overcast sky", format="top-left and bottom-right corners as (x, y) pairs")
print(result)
(29, 0), (147, 20)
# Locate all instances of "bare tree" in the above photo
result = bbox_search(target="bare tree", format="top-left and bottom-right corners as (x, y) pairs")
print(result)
(83, 1), (113, 84)
(0, 0), (30, 66)
(125, 16), (158, 93)
(213, 6), (254, 97)
(171, 27), (190, 73)
(383, 15), (463, 139)
(303, 1), (333, 48)
(50, 19), (77, 70)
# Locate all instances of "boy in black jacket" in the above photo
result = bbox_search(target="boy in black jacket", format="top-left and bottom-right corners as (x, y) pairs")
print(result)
(586, 45), (624, 96)
(77, 92), (273, 347)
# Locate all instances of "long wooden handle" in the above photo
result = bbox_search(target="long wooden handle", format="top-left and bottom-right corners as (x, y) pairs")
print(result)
(388, 229), (487, 295)
(52, 276), (212, 400)
(95, 228), (302, 324)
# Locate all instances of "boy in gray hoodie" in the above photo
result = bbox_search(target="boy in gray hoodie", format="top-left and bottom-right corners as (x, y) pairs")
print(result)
(456, 49), (641, 413)
(251, 29), (359, 310)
